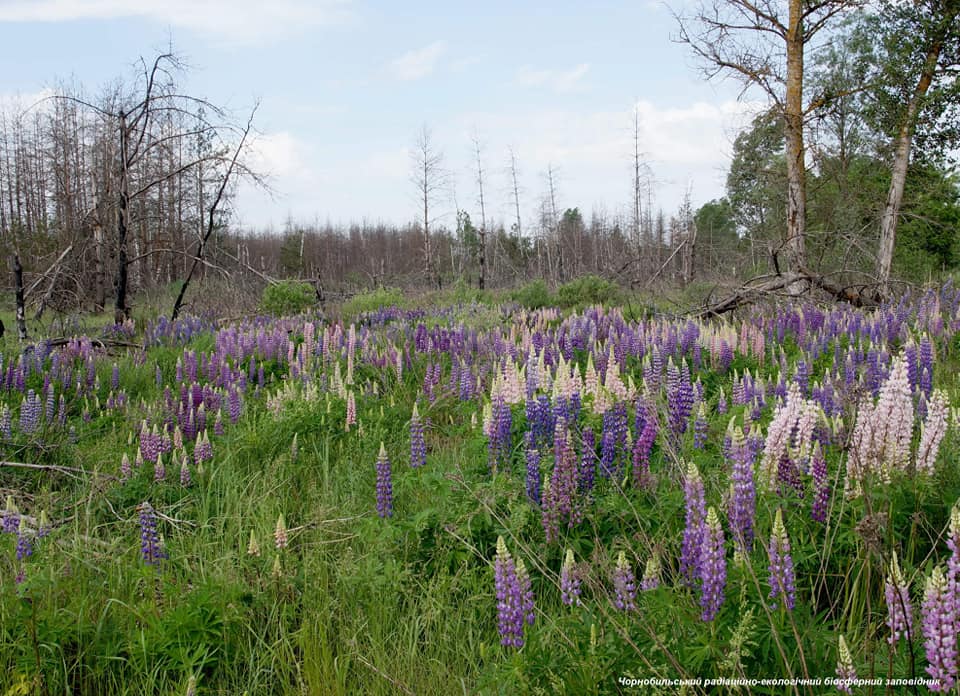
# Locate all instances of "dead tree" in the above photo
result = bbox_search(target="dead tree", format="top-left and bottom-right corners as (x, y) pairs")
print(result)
(171, 107), (257, 320)
(411, 125), (446, 290)
(472, 133), (488, 291)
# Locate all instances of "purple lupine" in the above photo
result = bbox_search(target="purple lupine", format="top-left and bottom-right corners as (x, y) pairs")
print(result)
(541, 421), (581, 543)
(885, 551), (914, 645)
(375, 443), (393, 518)
(693, 402), (708, 449)
(612, 551), (637, 611)
(120, 453), (132, 481)
(680, 461), (706, 586)
(599, 402), (628, 479)
(154, 453), (166, 483)
(727, 425), (756, 553)
(179, 455), (191, 487)
(632, 401), (657, 490)
(15, 518), (32, 561)
(494, 536), (525, 648)
(579, 426), (596, 493)
(767, 509), (796, 611)
(641, 554), (661, 591)
(524, 431), (541, 504)
(716, 388), (728, 415)
(410, 403), (427, 468)
(922, 566), (958, 691)
(488, 398), (512, 473)
(836, 635), (857, 695)
(560, 548), (581, 606)
(810, 443), (829, 523)
(666, 359), (695, 438)
(137, 502), (165, 566)
(516, 558), (535, 626)
(699, 507), (726, 622)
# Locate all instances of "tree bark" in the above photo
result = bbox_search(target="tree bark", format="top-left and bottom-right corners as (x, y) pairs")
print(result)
(783, 0), (807, 292)
(13, 254), (26, 340)
(114, 110), (130, 323)
(877, 13), (954, 294)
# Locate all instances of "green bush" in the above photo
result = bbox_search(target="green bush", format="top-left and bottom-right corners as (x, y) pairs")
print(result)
(341, 287), (406, 318)
(261, 280), (316, 316)
(511, 279), (554, 309)
(556, 275), (620, 308)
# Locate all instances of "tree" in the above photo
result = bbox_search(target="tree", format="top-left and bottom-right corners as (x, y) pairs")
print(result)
(472, 133), (488, 290)
(675, 0), (862, 291)
(866, 0), (960, 293)
(411, 125), (446, 290)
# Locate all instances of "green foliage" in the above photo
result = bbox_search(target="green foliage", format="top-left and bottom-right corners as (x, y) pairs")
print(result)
(341, 287), (406, 318)
(511, 279), (554, 309)
(556, 275), (621, 308)
(261, 280), (316, 316)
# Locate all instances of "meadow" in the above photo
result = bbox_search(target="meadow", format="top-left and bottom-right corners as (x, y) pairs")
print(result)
(2, 284), (960, 695)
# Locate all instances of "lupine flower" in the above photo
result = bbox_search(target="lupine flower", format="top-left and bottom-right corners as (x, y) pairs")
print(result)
(916, 390), (949, 475)
(641, 554), (661, 591)
(274, 514), (288, 549)
(699, 507), (726, 621)
(693, 402), (708, 449)
(727, 424), (756, 552)
(154, 453), (166, 483)
(885, 551), (913, 645)
(612, 550), (637, 612)
(632, 400), (657, 489)
(516, 558), (535, 626)
(524, 432), (541, 504)
(15, 518), (32, 561)
(494, 536), (525, 648)
(410, 403), (427, 468)
(810, 443), (830, 523)
(541, 421), (581, 543)
(579, 426), (596, 493)
(680, 461), (706, 586)
(835, 635), (857, 695)
(376, 442), (393, 518)
(137, 502), (165, 566)
(120, 453), (132, 481)
(922, 566), (957, 691)
(767, 509), (796, 611)
(272, 554), (283, 578)
(560, 548), (581, 606)
(247, 530), (261, 557)
(179, 455), (191, 487)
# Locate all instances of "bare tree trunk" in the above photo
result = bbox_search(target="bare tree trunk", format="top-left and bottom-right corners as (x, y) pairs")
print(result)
(473, 136), (487, 291)
(877, 17), (953, 293)
(114, 110), (130, 323)
(783, 0), (807, 291)
(13, 254), (26, 340)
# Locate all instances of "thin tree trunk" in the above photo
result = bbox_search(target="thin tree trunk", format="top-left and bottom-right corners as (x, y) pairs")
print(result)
(114, 111), (130, 323)
(783, 0), (807, 291)
(877, 17), (953, 293)
(13, 254), (26, 340)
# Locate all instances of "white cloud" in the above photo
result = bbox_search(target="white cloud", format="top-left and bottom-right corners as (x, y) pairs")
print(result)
(388, 41), (448, 81)
(515, 63), (590, 93)
(0, 0), (351, 42)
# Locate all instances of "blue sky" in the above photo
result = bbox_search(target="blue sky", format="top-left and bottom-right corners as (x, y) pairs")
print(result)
(0, 0), (760, 232)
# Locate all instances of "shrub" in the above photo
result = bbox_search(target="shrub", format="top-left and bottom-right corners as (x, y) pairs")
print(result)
(341, 287), (406, 318)
(261, 280), (316, 316)
(511, 279), (554, 309)
(557, 275), (620, 308)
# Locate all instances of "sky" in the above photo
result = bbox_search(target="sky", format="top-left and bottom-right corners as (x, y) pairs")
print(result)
(0, 0), (764, 233)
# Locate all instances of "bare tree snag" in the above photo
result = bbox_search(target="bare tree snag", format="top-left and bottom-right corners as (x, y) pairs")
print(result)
(171, 107), (256, 320)
(13, 254), (27, 340)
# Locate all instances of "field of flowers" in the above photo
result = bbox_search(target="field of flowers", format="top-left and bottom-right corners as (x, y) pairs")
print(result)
(2, 286), (960, 694)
